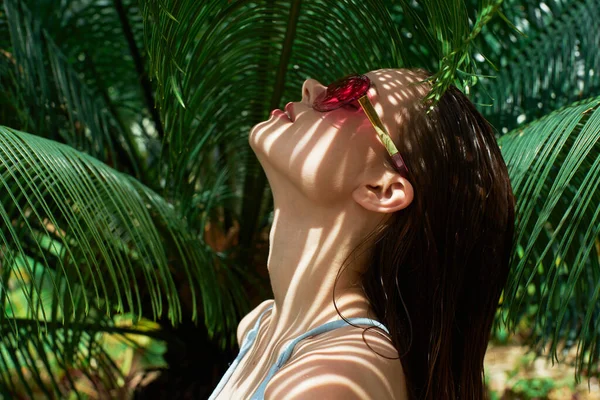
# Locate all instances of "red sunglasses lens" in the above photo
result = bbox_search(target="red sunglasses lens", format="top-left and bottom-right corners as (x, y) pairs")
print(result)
(313, 74), (370, 112)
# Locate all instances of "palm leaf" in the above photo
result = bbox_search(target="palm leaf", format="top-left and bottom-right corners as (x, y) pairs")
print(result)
(473, 0), (600, 133)
(3, 0), (146, 181)
(16, 0), (150, 124)
(0, 122), (248, 393)
(392, 0), (505, 102)
(0, 124), (246, 330)
(1, 262), (168, 398)
(499, 95), (600, 378)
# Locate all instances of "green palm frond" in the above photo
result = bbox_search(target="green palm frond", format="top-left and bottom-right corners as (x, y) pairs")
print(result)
(1, 257), (168, 397)
(473, 0), (600, 133)
(3, 0), (146, 181)
(1, 197), (167, 397)
(499, 96), (600, 378)
(0, 318), (121, 398)
(392, 0), (505, 103)
(2, 0), (253, 392)
(0, 118), (247, 393)
(0, 124), (239, 329)
(12, 0), (166, 164)
(17, 0), (149, 120)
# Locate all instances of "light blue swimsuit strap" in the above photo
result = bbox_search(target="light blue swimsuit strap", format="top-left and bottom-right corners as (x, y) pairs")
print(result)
(209, 305), (389, 400)
(208, 305), (274, 400)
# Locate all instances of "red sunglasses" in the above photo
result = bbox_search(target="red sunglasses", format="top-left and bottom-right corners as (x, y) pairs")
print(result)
(313, 74), (409, 177)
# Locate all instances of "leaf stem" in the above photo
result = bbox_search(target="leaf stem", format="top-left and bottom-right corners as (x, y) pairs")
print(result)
(113, 0), (165, 141)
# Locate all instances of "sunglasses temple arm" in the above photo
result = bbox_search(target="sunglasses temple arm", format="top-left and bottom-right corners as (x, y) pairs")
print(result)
(358, 97), (409, 175)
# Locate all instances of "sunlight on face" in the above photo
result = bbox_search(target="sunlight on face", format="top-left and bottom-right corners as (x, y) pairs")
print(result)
(248, 68), (427, 206)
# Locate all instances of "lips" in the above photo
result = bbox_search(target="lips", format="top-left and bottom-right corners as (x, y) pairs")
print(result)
(284, 102), (295, 122)
(270, 109), (286, 118)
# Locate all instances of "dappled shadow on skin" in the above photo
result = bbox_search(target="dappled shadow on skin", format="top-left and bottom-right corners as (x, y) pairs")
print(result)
(215, 69), (426, 399)
(265, 327), (401, 399)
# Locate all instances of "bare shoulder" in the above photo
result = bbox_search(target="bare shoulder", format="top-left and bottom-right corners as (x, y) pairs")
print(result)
(236, 299), (274, 346)
(264, 324), (408, 400)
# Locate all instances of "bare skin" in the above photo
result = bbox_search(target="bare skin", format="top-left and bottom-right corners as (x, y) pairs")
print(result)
(215, 68), (429, 399)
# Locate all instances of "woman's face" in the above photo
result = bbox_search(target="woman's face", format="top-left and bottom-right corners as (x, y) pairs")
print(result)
(249, 68), (424, 205)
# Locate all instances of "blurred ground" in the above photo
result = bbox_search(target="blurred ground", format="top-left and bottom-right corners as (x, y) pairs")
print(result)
(485, 343), (600, 399)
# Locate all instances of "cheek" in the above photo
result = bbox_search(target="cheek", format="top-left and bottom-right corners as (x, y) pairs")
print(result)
(249, 112), (376, 204)
(289, 126), (349, 200)
(292, 123), (376, 203)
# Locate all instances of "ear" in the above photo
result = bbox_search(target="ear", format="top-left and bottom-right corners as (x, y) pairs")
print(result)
(352, 172), (414, 214)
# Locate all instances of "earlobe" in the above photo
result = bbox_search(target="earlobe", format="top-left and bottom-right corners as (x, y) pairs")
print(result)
(352, 177), (414, 214)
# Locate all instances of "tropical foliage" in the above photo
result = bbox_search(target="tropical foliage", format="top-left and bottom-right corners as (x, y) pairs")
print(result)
(0, 0), (599, 397)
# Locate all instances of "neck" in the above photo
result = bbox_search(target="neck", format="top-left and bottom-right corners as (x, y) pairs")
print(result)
(265, 184), (380, 338)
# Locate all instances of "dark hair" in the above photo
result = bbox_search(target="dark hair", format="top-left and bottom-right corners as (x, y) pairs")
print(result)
(337, 68), (515, 399)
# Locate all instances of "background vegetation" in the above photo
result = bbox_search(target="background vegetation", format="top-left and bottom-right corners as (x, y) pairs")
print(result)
(0, 0), (599, 398)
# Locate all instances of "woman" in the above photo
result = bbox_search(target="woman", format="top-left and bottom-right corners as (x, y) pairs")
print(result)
(210, 68), (515, 399)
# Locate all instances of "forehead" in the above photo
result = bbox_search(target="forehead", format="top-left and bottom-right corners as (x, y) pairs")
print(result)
(366, 68), (429, 103)
(363, 68), (429, 131)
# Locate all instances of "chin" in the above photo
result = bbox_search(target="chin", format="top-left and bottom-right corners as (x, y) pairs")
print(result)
(248, 115), (277, 151)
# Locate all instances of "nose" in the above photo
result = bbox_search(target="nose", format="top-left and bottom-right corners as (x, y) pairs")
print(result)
(301, 78), (326, 106)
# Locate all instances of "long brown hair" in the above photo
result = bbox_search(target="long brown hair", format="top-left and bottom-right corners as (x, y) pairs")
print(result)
(338, 68), (516, 399)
